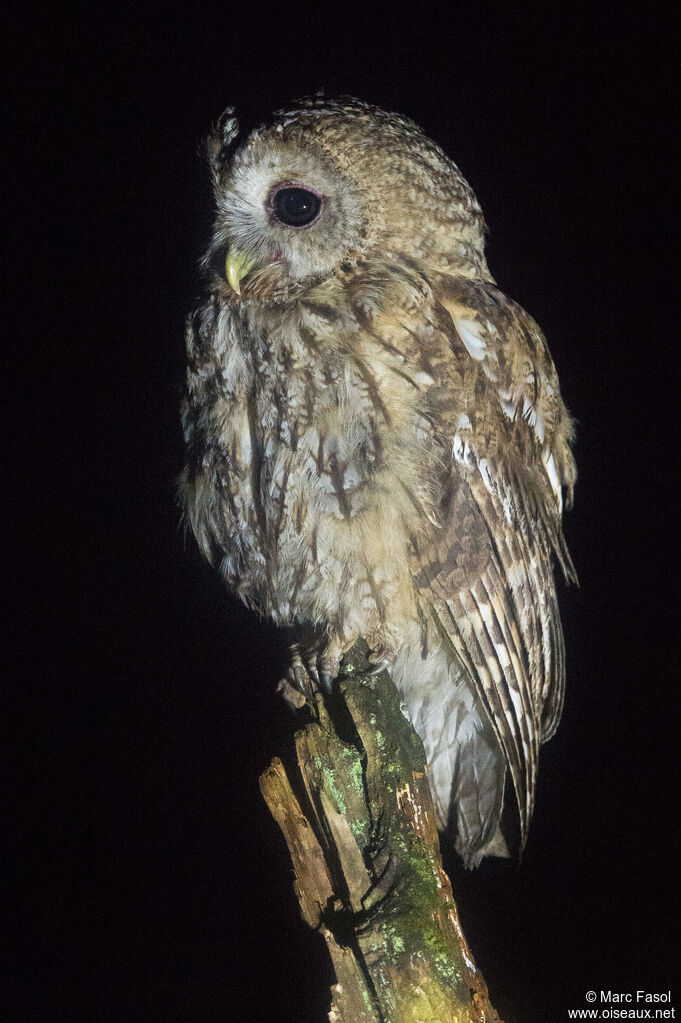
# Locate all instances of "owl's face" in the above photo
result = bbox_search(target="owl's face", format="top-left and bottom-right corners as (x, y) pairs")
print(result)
(210, 130), (365, 292)
(205, 98), (488, 301)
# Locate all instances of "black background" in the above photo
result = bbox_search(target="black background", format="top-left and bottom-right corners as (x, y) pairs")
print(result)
(7, 3), (678, 1021)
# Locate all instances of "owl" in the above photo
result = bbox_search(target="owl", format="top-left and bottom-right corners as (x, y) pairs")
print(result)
(180, 97), (576, 868)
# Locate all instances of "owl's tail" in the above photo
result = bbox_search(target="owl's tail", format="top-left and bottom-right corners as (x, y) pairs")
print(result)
(448, 735), (509, 869)
(392, 641), (510, 868)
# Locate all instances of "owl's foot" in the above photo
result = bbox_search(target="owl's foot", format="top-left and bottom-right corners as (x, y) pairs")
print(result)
(366, 641), (396, 676)
(277, 644), (315, 710)
(318, 654), (340, 691)
(277, 674), (308, 711)
(277, 641), (340, 711)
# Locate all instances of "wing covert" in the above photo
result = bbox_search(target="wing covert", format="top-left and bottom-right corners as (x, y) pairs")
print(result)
(411, 275), (576, 847)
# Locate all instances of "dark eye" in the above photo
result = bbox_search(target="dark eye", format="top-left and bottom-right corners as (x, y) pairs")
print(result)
(271, 186), (322, 227)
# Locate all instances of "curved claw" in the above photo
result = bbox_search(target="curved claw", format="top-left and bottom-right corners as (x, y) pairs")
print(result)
(278, 643), (318, 709)
(277, 676), (307, 711)
(367, 657), (392, 676)
(319, 669), (334, 692)
(317, 655), (338, 692)
(306, 655), (321, 687)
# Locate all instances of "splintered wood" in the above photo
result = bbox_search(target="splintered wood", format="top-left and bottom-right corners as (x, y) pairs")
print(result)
(259, 641), (503, 1023)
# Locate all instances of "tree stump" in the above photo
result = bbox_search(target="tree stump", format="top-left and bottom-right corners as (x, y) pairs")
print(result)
(259, 640), (503, 1023)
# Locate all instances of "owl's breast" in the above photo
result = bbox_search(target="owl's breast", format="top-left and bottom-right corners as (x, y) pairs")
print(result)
(248, 350), (387, 533)
(184, 300), (448, 626)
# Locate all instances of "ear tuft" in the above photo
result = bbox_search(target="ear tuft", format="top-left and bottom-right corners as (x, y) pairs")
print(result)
(207, 107), (240, 175)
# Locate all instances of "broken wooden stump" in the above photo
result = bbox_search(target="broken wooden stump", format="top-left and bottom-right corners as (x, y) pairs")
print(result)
(259, 640), (503, 1023)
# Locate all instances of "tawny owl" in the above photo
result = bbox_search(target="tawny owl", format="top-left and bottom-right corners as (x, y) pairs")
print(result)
(180, 97), (576, 867)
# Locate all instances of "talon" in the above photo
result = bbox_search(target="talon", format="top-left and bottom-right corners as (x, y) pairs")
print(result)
(284, 639), (341, 700)
(290, 651), (312, 694)
(319, 668), (334, 692)
(307, 654), (321, 686)
(319, 656), (339, 693)
(282, 643), (318, 703)
(292, 663), (308, 688)
(367, 657), (391, 676)
(290, 644), (305, 674)
(277, 677), (307, 710)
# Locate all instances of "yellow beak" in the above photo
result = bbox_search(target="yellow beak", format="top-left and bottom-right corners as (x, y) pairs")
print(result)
(225, 247), (257, 295)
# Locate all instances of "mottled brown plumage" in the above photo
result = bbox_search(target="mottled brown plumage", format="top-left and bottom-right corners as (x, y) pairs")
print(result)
(180, 97), (576, 866)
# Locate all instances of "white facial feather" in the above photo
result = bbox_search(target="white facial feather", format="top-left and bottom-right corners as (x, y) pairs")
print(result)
(216, 139), (364, 282)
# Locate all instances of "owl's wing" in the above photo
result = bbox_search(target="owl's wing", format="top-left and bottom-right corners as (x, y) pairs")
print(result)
(410, 276), (576, 848)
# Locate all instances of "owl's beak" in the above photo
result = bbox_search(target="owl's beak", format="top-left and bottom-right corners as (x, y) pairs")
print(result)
(225, 247), (257, 295)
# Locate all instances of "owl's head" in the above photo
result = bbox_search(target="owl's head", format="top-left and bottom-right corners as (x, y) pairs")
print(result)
(204, 97), (488, 302)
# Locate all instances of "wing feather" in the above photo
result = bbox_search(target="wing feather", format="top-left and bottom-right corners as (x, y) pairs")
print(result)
(411, 275), (576, 848)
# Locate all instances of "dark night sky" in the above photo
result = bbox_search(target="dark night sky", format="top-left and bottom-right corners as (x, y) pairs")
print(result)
(6, 3), (679, 1022)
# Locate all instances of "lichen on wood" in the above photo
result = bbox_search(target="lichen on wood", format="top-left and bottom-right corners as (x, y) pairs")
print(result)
(259, 639), (503, 1023)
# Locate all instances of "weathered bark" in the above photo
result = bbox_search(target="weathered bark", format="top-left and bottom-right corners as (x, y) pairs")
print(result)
(259, 640), (503, 1023)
